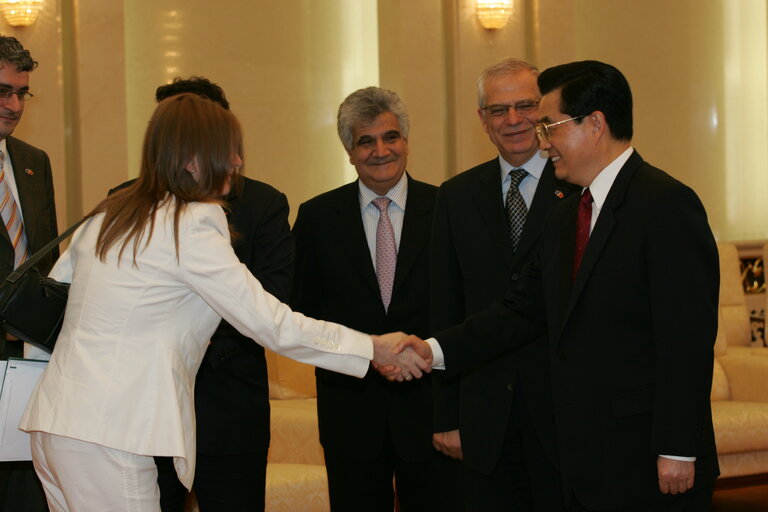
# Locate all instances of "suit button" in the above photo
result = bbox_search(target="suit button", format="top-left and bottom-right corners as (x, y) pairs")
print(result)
(506, 383), (514, 391)
(510, 272), (519, 281)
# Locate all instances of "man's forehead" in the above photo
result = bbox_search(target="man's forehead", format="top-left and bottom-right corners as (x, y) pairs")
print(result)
(353, 113), (401, 138)
(538, 91), (561, 119)
(488, 70), (538, 90)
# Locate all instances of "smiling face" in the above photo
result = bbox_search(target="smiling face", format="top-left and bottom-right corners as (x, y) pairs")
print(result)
(478, 70), (541, 167)
(0, 63), (28, 140)
(347, 111), (408, 195)
(537, 88), (601, 187)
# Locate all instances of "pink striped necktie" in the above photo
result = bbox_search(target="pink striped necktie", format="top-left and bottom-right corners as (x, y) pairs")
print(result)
(0, 151), (28, 268)
(373, 197), (397, 311)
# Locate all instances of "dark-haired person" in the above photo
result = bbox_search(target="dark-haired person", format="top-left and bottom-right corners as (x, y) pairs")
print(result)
(19, 94), (428, 511)
(145, 77), (292, 512)
(0, 35), (57, 512)
(404, 60), (720, 511)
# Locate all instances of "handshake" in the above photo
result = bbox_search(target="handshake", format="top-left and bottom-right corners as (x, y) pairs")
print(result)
(370, 333), (433, 382)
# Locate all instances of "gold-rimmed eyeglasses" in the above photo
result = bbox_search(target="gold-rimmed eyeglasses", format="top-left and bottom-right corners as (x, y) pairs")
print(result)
(535, 115), (586, 141)
(480, 100), (540, 118)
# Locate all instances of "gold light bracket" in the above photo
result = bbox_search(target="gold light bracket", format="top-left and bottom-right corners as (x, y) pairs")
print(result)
(0, 0), (44, 27)
(476, 0), (513, 30)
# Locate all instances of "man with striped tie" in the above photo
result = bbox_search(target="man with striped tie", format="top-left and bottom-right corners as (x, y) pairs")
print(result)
(0, 36), (58, 512)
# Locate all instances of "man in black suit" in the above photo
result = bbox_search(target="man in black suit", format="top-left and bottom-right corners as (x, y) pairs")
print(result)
(291, 86), (437, 512)
(0, 36), (58, 512)
(431, 58), (576, 511)
(405, 60), (719, 511)
(113, 77), (294, 512)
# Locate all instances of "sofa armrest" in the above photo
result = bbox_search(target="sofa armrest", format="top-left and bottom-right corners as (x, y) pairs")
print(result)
(718, 353), (768, 402)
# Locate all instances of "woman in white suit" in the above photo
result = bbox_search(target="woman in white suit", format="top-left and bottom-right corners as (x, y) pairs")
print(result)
(19, 94), (428, 512)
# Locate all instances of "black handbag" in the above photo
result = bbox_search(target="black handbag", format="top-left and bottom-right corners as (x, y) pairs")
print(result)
(0, 218), (86, 353)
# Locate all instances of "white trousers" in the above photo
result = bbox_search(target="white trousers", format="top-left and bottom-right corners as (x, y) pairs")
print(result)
(30, 432), (161, 512)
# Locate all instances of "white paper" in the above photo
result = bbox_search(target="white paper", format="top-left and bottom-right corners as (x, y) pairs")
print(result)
(0, 358), (47, 461)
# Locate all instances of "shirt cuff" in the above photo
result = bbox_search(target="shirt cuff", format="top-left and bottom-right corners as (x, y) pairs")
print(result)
(427, 338), (445, 369)
(659, 454), (696, 462)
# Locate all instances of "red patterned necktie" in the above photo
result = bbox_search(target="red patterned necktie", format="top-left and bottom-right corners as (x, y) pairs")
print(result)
(572, 188), (592, 281)
(0, 151), (28, 268)
(373, 197), (397, 311)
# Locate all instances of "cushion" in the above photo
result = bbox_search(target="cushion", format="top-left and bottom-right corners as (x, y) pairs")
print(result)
(710, 358), (730, 401)
(711, 401), (768, 453)
(266, 350), (317, 399)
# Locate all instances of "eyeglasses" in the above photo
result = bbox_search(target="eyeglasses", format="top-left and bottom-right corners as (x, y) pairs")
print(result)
(535, 115), (586, 141)
(0, 87), (33, 102)
(480, 100), (540, 118)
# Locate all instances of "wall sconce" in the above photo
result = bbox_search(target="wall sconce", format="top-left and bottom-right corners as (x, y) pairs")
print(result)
(0, 0), (44, 27)
(476, 0), (513, 30)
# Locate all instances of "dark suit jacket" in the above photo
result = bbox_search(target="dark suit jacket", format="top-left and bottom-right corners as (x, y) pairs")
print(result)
(109, 176), (293, 455)
(0, 136), (59, 358)
(430, 158), (576, 474)
(0, 136), (58, 512)
(436, 151), (719, 509)
(195, 177), (293, 455)
(291, 175), (436, 462)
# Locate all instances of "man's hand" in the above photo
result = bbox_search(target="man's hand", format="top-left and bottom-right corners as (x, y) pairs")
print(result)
(371, 332), (431, 381)
(433, 430), (462, 460)
(657, 457), (695, 494)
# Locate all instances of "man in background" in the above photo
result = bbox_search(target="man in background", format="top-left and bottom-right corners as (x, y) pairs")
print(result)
(291, 87), (437, 511)
(117, 77), (294, 512)
(418, 60), (720, 512)
(0, 35), (58, 512)
(430, 58), (576, 511)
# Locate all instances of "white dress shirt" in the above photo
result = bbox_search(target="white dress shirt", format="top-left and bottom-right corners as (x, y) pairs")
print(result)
(499, 150), (547, 209)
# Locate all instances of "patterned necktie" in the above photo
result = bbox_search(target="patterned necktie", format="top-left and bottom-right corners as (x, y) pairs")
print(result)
(373, 197), (397, 311)
(572, 188), (592, 281)
(0, 151), (28, 268)
(505, 168), (529, 251)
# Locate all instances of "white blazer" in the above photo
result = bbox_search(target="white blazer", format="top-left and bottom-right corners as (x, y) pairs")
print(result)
(20, 199), (372, 488)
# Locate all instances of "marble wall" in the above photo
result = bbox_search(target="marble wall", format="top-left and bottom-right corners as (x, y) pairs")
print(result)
(3, 0), (767, 241)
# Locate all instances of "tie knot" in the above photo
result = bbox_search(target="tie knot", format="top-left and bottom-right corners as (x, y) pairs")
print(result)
(509, 168), (528, 187)
(372, 197), (391, 212)
(580, 188), (592, 205)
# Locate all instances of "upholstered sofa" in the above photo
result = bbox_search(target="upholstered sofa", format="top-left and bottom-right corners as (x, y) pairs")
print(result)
(186, 351), (326, 512)
(264, 351), (328, 511)
(710, 243), (768, 479)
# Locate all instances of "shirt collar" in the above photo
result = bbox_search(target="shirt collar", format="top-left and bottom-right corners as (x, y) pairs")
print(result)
(499, 150), (547, 182)
(358, 171), (408, 213)
(586, 147), (634, 212)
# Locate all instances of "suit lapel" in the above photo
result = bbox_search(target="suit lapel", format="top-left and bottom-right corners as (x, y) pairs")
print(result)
(471, 159), (515, 271)
(563, 151), (643, 324)
(392, 176), (431, 298)
(334, 182), (380, 296)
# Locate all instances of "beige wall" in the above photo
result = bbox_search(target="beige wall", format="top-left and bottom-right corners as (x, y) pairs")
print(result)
(3, 0), (768, 241)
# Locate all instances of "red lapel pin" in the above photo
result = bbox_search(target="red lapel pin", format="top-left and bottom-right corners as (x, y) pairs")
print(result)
(25, 169), (33, 175)
(554, 189), (564, 198)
